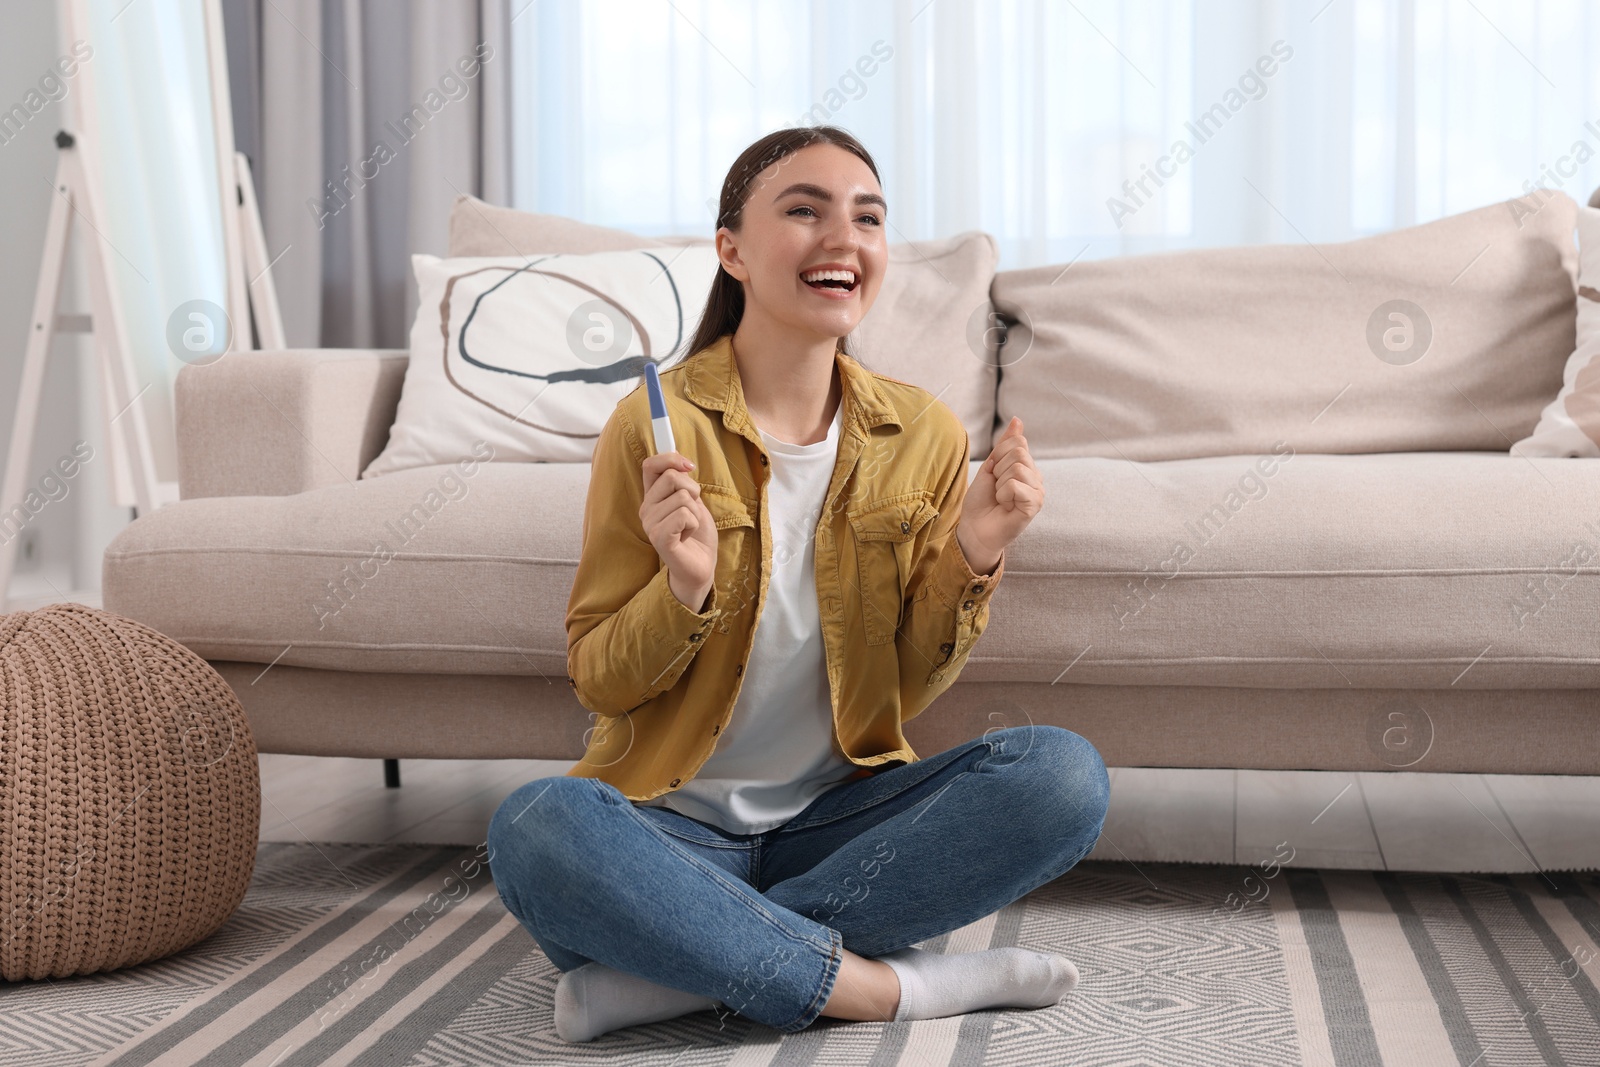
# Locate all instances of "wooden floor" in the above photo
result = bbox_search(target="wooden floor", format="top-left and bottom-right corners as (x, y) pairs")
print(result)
(259, 756), (1600, 873)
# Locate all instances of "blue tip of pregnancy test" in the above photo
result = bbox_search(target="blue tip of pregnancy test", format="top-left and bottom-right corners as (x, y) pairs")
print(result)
(643, 361), (668, 419)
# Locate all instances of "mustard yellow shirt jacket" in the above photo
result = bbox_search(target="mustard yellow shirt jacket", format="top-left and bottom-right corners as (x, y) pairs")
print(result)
(564, 333), (1006, 802)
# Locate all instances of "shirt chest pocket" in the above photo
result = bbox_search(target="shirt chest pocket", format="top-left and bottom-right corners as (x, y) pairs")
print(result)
(846, 494), (938, 645)
(701, 488), (759, 634)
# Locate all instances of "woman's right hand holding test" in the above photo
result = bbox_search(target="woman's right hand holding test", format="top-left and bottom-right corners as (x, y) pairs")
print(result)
(640, 452), (718, 612)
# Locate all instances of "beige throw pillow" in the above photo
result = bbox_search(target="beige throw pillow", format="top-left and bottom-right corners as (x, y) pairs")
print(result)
(1511, 202), (1600, 458)
(992, 192), (1580, 460)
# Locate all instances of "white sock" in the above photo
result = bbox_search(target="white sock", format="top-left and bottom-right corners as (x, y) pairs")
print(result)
(553, 961), (723, 1042)
(878, 946), (1079, 1022)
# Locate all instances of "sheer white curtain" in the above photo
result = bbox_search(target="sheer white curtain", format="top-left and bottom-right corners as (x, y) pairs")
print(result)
(511, 0), (1600, 270)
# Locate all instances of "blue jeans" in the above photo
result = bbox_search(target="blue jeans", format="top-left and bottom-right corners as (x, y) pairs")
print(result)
(486, 724), (1110, 1034)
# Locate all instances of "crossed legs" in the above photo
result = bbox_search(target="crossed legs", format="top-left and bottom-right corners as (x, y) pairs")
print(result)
(486, 724), (1110, 1037)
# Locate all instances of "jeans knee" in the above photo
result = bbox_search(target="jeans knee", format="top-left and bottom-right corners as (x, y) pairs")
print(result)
(1058, 728), (1111, 824)
(988, 725), (1109, 838)
(487, 776), (597, 887)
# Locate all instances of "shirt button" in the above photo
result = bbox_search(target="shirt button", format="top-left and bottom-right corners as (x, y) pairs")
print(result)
(972, 583), (984, 594)
(567, 676), (577, 687)
(734, 664), (743, 675)
(900, 520), (910, 533)
(940, 642), (954, 654)
(712, 724), (720, 734)
(962, 600), (974, 610)
(759, 454), (768, 465)
(689, 633), (700, 642)
(670, 778), (681, 786)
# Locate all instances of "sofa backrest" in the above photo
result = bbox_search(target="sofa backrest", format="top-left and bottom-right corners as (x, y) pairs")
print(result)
(992, 191), (1580, 461)
(446, 195), (1001, 459)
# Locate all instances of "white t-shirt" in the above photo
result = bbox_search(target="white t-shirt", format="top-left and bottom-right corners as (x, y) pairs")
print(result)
(637, 398), (858, 835)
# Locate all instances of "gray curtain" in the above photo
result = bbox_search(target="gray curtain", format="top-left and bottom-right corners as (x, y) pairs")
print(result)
(221, 0), (512, 350)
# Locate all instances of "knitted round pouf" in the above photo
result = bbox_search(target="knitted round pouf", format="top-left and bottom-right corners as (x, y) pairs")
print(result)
(0, 601), (259, 980)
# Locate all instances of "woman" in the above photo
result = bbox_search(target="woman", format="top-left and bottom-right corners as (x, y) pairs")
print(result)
(488, 126), (1110, 1043)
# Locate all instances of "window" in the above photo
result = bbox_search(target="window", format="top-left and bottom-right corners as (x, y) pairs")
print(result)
(512, 0), (1600, 269)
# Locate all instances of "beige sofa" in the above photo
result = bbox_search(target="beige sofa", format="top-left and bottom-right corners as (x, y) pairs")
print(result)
(102, 193), (1600, 776)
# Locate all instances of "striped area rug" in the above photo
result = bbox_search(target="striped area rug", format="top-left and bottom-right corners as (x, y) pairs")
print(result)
(2, 843), (1597, 1066)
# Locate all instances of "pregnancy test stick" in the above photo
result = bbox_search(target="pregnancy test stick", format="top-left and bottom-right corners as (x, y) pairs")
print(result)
(643, 361), (676, 456)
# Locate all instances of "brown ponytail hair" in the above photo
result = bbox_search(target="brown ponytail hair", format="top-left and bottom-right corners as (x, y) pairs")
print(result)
(683, 125), (882, 363)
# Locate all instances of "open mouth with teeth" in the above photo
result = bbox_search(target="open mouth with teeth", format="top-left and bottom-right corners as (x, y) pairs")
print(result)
(801, 269), (859, 293)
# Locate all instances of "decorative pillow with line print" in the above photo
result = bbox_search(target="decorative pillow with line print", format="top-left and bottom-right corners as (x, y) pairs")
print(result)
(362, 246), (722, 476)
(1513, 203), (1600, 458)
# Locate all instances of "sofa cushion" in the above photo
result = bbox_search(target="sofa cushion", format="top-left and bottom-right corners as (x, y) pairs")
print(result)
(962, 449), (1600, 690)
(448, 195), (709, 257)
(445, 193), (1001, 459)
(107, 460), (582, 677)
(993, 192), (1580, 461)
(850, 231), (1002, 462)
(102, 451), (1599, 689)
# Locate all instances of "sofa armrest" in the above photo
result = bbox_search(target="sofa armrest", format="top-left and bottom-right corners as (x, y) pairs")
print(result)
(175, 349), (409, 499)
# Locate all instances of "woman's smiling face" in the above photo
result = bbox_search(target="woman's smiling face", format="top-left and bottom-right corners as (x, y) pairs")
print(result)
(716, 142), (888, 343)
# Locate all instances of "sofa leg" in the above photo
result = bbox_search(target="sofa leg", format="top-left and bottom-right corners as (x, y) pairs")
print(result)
(384, 759), (401, 789)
